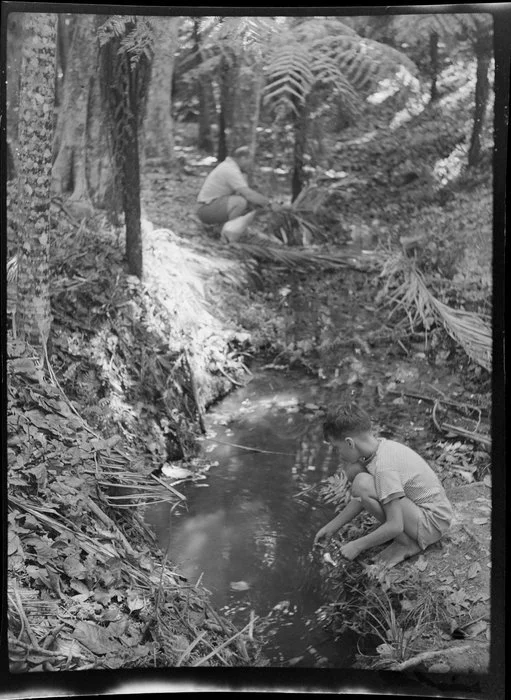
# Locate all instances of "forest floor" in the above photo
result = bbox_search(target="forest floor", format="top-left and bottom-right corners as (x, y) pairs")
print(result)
(7, 71), (496, 678)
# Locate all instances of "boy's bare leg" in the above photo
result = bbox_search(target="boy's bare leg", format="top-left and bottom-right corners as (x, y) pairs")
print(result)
(351, 473), (422, 568)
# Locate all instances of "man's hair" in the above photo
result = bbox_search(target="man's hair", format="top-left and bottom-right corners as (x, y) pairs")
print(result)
(323, 403), (372, 441)
(233, 146), (251, 159)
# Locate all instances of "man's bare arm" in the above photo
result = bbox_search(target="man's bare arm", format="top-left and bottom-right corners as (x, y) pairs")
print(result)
(236, 185), (270, 207)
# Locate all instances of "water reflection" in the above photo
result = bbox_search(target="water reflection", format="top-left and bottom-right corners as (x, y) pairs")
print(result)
(145, 370), (348, 665)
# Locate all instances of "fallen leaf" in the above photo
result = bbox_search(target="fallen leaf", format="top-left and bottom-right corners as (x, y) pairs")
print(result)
(63, 555), (87, 579)
(376, 643), (395, 657)
(467, 620), (488, 637)
(483, 474), (492, 488)
(230, 580), (250, 591)
(428, 662), (450, 673)
(161, 464), (194, 480)
(72, 621), (114, 655)
(472, 518), (488, 525)
(467, 562), (481, 579)
(415, 557), (428, 571)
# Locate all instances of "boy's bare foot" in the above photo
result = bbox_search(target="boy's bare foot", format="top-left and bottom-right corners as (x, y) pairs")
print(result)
(376, 539), (422, 569)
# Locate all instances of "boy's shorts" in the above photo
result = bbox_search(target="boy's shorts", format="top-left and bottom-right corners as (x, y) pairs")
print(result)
(415, 496), (454, 550)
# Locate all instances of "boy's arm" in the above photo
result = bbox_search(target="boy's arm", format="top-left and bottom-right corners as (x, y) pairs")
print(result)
(342, 498), (404, 558)
(313, 498), (364, 545)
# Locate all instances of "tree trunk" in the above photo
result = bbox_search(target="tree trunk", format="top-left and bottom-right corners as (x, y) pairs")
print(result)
(231, 57), (264, 160)
(468, 30), (491, 168)
(429, 31), (439, 102)
(143, 17), (181, 166)
(55, 14), (74, 108)
(217, 52), (238, 161)
(291, 98), (309, 202)
(86, 66), (120, 219)
(6, 12), (23, 160)
(15, 13), (57, 351)
(193, 18), (214, 153)
(51, 13), (95, 210)
(99, 18), (152, 279)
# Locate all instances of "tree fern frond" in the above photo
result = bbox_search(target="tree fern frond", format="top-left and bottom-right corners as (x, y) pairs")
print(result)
(263, 41), (315, 109)
(431, 12), (492, 39)
(97, 15), (139, 46)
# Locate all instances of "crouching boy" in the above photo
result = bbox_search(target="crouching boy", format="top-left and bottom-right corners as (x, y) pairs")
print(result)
(314, 404), (453, 569)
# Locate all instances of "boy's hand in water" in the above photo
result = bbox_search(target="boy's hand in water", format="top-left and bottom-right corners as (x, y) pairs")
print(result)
(313, 522), (339, 547)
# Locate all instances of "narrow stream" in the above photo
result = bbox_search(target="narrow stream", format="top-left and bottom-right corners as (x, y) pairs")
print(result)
(145, 368), (360, 667)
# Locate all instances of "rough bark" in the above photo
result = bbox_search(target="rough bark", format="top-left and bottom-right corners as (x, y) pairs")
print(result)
(6, 12), (24, 157)
(468, 29), (492, 168)
(99, 18), (152, 279)
(143, 17), (181, 165)
(86, 67), (120, 218)
(51, 13), (95, 210)
(15, 13), (57, 350)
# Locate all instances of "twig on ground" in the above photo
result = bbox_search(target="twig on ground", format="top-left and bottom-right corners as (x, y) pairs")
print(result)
(192, 618), (258, 667)
(184, 349), (207, 434)
(150, 473), (186, 500)
(200, 436), (293, 456)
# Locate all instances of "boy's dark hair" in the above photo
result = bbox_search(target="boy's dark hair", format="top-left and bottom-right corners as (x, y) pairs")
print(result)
(323, 403), (372, 441)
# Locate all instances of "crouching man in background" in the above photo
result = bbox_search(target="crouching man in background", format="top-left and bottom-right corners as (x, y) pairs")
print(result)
(196, 146), (274, 242)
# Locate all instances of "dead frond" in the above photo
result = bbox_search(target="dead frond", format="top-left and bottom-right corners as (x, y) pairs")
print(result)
(378, 253), (491, 371)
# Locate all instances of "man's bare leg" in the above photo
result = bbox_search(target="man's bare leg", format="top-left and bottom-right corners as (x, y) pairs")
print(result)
(351, 473), (423, 569)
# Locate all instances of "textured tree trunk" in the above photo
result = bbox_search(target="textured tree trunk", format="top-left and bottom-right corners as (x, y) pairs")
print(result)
(6, 13), (23, 163)
(51, 13), (95, 210)
(143, 16), (181, 165)
(429, 31), (439, 102)
(231, 58), (264, 159)
(217, 52), (238, 161)
(86, 68), (120, 218)
(15, 13), (57, 350)
(468, 30), (491, 168)
(99, 18), (151, 279)
(55, 14), (74, 107)
(193, 18), (214, 153)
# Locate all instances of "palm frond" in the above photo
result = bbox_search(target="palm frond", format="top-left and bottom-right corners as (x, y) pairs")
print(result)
(379, 254), (492, 371)
(7, 255), (18, 284)
(234, 242), (376, 272)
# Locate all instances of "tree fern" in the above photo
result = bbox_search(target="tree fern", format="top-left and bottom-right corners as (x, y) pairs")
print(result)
(263, 20), (418, 116)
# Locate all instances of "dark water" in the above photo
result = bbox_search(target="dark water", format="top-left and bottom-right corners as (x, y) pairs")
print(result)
(145, 369), (359, 667)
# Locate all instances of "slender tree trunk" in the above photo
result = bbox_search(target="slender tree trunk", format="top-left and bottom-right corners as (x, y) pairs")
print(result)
(217, 52), (237, 161)
(193, 18), (214, 153)
(143, 17), (180, 165)
(291, 98), (309, 202)
(429, 31), (439, 102)
(231, 57), (264, 159)
(55, 14), (74, 108)
(99, 18), (151, 279)
(51, 13), (95, 210)
(15, 13), (57, 350)
(468, 31), (491, 168)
